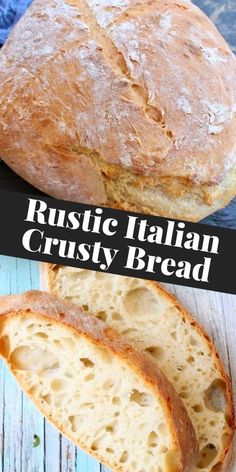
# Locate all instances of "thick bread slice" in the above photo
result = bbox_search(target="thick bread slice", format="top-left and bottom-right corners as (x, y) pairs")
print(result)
(43, 265), (235, 472)
(0, 290), (197, 472)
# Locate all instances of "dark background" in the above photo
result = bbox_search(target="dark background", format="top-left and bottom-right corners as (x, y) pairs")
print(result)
(0, 0), (236, 228)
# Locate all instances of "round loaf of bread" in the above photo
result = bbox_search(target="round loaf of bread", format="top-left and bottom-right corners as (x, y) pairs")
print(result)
(0, 0), (236, 220)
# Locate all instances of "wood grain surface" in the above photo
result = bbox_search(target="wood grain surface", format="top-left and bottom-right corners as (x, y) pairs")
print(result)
(0, 256), (235, 471)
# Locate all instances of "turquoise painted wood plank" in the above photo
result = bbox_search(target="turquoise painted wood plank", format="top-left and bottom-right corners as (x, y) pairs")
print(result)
(61, 436), (76, 472)
(0, 256), (45, 472)
(2, 367), (23, 472)
(44, 422), (61, 472)
(0, 263), (10, 472)
(101, 466), (111, 472)
(0, 259), (23, 472)
(76, 450), (101, 472)
(21, 393), (45, 472)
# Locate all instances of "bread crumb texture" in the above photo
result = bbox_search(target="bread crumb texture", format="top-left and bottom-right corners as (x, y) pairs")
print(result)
(48, 266), (235, 472)
(0, 289), (199, 472)
(0, 0), (236, 219)
(0, 314), (180, 472)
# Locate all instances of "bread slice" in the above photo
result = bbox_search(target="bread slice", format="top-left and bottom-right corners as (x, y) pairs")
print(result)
(0, 290), (198, 472)
(42, 265), (235, 472)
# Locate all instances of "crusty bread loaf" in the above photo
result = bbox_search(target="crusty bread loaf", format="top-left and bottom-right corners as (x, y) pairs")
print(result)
(43, 265), (235, 472)
(0, 290), (198, 472)
(0, 0), (236, 220)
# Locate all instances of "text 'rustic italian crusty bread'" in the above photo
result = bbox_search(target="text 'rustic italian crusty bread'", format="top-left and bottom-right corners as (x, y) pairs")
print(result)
(0, 0), (236, 220)
(0, 290), (198, 472)
(43, 265), (235, 472)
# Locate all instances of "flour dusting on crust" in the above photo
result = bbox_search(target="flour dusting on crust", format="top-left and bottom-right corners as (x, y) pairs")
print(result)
(0, 0), (235, 215)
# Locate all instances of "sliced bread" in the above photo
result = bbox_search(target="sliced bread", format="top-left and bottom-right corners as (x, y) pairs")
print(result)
(0, 290), (198, 472)
(42, 265), (235, 472)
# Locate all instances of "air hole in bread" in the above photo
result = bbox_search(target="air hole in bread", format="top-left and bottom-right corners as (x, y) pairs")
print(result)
(119, 451), (129, 463)
(27, 323), (38, 330)
(91, 436), (105, 451)
(187, 355), (195, 364)
(192, 404), (203, 413)
(28, 384), (38, 396)
(189, 336), (199, 347)
(197, 444), (217, 468)
(166, 129), (174, 139)
(80, 402), (95, 410)
(170, 331), (177, 340)
(42, 393), (52, 405)
(204, 380), (227, 412)
(111, 312), (122, 321)
(51, 379), (66, 392)
(80, 358), (94, 368)
(130, 389), (153, 407)
(69, 415), (80, 433)
(112, 397), (120, 405)
(103, 380), (114, 390)
(145, 104), (163, 124)
(106, 424), (115, 433)
(35, 332), (48, 339)
(180, 391), (188, 399)
(173, 375), (180, 382)
(82, 304), (89, 312)
(128, 84), (147, 108)
(147, 431), (158, 448)
(106, 447), (114, 454)
(96, 311), (107, 322)
(65, 371), (73, 378)
(124, 288), (158, 316)
(84, 373), (95, 382)
(145, 346), (164, 360)
(10, 346), (58, 372)
(0, 335), (10, 357)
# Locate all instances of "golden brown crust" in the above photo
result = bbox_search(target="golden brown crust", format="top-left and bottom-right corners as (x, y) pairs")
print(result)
(104, 163), (236, 221)
(147, 281), (235, 471)
(43, 263), (235, 471)
(0, 0), (236, 219)
(0, 289), (198, 472)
